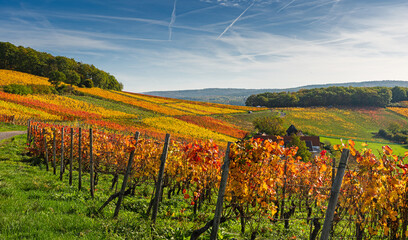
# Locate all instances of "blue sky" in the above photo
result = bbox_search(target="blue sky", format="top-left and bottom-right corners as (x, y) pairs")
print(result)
(1, 0), (408, 92)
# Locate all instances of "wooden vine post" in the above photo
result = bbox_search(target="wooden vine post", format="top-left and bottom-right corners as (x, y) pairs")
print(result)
(43, 128), (49, 171)
(151, 133), (171, 224)
(69, 128), (73, 186)
(60, 128), (64, 181)
(280, 157), (288, 220)
(332, 158), (336, 186)
(90, 128), (94, 198)
(113, 132), (140, 218)
(33, 126), (37, 147)
(52, 128), (57, 175)
(320, 149), (350, 240)
(27, 120), (31, 145)
(210, 142), (232, 240)
(78, 128), (82, 190)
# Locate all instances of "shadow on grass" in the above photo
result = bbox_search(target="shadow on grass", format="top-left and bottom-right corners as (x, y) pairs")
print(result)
(21, 154), (45, 167)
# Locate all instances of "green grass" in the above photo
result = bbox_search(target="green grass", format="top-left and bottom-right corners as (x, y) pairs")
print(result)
(0, 122), (27, 132)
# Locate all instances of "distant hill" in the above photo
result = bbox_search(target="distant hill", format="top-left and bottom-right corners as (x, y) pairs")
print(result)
(145, 80), (408, 106)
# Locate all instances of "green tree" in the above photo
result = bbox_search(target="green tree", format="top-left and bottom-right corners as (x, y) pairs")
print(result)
(0, 42), (123, 91)
(48, 71), (66, 87)
(287, 134), (311, 162)
(391, 86), (407, 102)
(82, 79), (94, 88)
(64, 70), (81, 86)
(253, 116), (285, 135)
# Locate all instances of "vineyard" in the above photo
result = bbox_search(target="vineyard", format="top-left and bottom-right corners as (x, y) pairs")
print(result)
(22, 120), (408, 239)
(2, 69), (408, 238)
(0, 70), (260, 144)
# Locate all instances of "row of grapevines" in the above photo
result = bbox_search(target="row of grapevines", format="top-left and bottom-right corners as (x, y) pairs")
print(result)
(27, 121), (332, 237)
(28, 121), (408, 238)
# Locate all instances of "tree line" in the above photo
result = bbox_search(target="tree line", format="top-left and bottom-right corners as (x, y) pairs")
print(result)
(246, 86), (408, 108)
(0, 42), (123, 91)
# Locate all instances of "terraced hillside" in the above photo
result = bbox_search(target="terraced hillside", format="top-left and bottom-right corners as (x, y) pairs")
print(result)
(0, 70), (261, 143)
(1, 69), (408, 153)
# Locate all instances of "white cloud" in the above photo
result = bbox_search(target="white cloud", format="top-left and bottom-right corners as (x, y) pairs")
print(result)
(122, 3), (408, 91)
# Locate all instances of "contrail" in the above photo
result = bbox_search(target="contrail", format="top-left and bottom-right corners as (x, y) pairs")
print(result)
(217, 0), (256, 40)
(277, 0), (296, 13)
(169, 0), (177, 40)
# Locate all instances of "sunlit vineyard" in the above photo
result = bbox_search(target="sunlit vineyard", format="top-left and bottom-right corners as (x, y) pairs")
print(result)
(76, 87), (190, 116)
(2, 69), (408, 238)
(0, 70), (260, 143)
(0, 99), (62, 120)
(0, 69), (51, 86)
(27, 121), (408, 239)
(27, 94), (135, 119)
(388, 107), (408, 118)
(175, 115), (247, 139)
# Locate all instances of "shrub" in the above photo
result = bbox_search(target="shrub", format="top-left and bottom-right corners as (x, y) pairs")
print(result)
(253, 116), (285, 135)
(28, 84), (56, 94)
(83, 79), (94, 88)
(3, 84), (32, 95)
(287, 134), (311, 162)
(56, 85), (75, 94)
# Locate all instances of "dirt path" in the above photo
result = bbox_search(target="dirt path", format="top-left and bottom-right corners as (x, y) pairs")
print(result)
(0, 131), (26, 141)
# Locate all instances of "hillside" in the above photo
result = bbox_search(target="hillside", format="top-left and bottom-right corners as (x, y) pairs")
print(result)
(145, 80), (408, 106)
(0, 42), (122, 91)
(1, 70), (408, 153)
(0, 70), (261, 144)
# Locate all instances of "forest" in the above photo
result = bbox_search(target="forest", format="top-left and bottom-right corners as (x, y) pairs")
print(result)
(246, 86), (408, 107)
(0, 42), (122, 91)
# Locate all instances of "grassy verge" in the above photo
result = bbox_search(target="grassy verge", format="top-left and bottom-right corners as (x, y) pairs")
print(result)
(0, 122), (27, 132)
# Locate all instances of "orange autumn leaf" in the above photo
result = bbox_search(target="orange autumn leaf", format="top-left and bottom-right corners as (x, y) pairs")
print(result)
(348, 139), (355, 147)
(383, 145), (393, 155)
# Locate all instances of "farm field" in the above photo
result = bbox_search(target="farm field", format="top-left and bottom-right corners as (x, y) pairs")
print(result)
(219, 107), (408, 143)
(0, 70), (257, 144)
(2, 70), (408, 149)
(0, 69), (51, 86)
